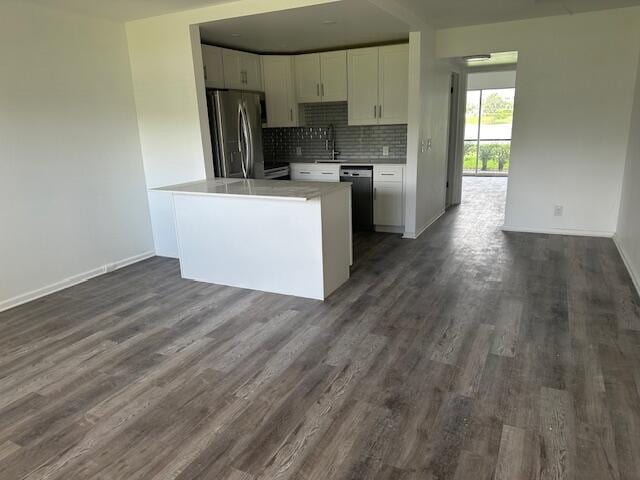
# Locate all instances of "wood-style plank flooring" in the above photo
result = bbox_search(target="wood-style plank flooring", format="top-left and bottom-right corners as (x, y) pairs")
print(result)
(1, 176), (640, 479)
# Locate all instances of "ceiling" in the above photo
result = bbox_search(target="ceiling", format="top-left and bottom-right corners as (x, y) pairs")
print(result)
(15, 0), (234, 21)
(12, 0), (640, 26)
(392, 0), (640, 28)
(199, 1), (410, 54)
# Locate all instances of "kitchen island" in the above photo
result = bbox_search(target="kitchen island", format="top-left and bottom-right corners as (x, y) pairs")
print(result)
(155, 178), (352, 300)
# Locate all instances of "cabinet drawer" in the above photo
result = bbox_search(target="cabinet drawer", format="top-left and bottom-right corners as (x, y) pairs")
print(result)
(290, 164), (339, 182)
(373, 165), (404, 183)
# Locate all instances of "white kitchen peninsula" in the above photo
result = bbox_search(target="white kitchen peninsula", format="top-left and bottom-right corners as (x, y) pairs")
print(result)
(156, 179), (352, 300)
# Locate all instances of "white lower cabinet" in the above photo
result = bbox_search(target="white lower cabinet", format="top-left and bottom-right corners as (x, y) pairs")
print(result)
(373, 165), (404, 230)
(290, 163), (404, 231)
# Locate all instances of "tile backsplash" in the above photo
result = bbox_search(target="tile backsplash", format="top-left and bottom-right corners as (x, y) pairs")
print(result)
(263, 102), (407, 163)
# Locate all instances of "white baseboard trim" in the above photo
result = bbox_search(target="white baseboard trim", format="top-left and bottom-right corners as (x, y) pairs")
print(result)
(403, 210), (445, 240)
(375, 225), (404, 234)
(613, 235), (640, 297)
(0, 251), (155, 313)
(501, 225), (615, 238)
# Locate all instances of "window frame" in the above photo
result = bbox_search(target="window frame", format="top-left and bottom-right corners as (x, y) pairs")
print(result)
(464, 87), (514, 176)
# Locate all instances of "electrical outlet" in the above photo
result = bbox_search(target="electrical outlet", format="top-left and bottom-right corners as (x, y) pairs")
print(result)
(296, 146), (302, 156)
(554, 205), (563, 217)
(382, 146), (389, 156)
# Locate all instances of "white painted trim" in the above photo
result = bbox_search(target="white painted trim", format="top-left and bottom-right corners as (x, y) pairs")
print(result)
(403, 210), (445, 239)
(501, 225), (615, 238)
(375, 225), (404, 234)
(613, 235), (640, 297)
(0, 251), (155, 313)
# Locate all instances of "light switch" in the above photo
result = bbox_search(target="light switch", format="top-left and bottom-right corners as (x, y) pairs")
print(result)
(382, 146), (389, 156)
(296, 146), (302, 156)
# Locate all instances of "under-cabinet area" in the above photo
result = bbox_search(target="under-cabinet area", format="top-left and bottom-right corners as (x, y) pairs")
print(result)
(198, 35), (409, 234)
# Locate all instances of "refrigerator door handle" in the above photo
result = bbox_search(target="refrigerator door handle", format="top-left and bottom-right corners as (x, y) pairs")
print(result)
(237, 102), (248, 178)
(243, 102), (254, 178)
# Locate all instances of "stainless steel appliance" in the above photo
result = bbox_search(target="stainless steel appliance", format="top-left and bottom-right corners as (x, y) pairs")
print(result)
(340, 166), (373, 232)
(207, 89), (265, 178)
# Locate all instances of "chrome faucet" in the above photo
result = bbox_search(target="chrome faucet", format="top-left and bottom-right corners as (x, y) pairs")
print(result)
(325, 124), (340, 162)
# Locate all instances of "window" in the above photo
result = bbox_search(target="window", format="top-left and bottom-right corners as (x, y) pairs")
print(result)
(464, 88), (514, 176)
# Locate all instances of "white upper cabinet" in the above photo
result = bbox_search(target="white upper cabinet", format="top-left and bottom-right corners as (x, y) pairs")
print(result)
(348, 44), (408, 126)
(240, 52), (263, 91)
(295, 51), (347, 103)
(319, 51), (347, 102)
(222, 49), (243, 89)
(294, 54), (321, 103)
(378, 44), (409, 125)
(347, 47), (379, 125)
(222, 48), (263, 91)
(202, 45), (224, 89)
(262, 56), (299, 128)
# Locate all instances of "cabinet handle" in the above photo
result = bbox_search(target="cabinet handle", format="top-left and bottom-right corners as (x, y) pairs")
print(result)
(290, 108), (293, 121)
(381, 173), (394, 176)
(321, 83), (324, 97)
(300, 171), (311, 174)
(321, 172), (332, 175)
(373, 105), (377, 118)
(373, 187), (377, 200)
(317, 84), (320, 97)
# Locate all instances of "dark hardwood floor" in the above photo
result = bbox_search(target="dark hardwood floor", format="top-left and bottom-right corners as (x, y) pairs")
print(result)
(1, 177), (640, 479)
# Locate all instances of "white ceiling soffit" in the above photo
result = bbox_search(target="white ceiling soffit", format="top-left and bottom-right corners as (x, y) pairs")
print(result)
(391, 0), (640, 28)
(199, 0), (410, 54)
(15, 0), (234, 21)
(464, 51), (519, 68)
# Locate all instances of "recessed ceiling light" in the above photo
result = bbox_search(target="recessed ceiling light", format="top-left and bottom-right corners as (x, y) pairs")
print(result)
(463, 54), (491, 62)
(231, 33), (241, 37)
(322, 20), (336, 25)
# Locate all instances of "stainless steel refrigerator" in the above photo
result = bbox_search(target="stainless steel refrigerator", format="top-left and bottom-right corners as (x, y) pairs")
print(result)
(207, 89), (265, 179)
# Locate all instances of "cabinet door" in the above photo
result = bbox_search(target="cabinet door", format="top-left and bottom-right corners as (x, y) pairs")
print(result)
(241, 52), (263, 91)
(320, 51), (347, 102)
(378, 44), (409, 125)
(222, 49), (244, 90)
(202, 45), (224, 88)
(295, 54), (321, 103)
(347, 47), (379, 126)
(263, 56), (297, 127)
(374, 181), (404, 226)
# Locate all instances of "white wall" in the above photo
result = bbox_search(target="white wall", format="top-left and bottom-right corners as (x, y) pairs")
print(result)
(0, 2), (154, 311)
(404, 30), (452, 238)
(467, 70), (516, 90)
(438, 7), (640, 236)
(615, 46), (640, 294)
(126, 0), (338, 257)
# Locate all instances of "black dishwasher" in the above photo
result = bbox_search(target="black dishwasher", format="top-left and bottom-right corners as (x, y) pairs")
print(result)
(340, 166), (373, 232)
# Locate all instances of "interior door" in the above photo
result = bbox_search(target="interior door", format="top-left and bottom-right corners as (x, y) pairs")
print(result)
(320, 51), (347, 102)
(348, 47), (379, 126)
(378, 44), (409, 125)
(295, 53), (321, 103)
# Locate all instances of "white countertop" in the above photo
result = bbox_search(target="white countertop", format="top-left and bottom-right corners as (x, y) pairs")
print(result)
(154, 178), (350, 202)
